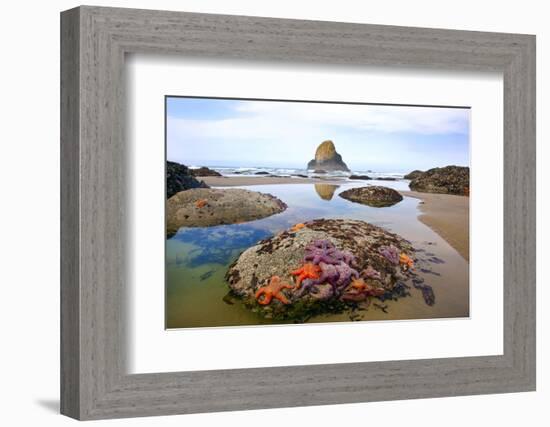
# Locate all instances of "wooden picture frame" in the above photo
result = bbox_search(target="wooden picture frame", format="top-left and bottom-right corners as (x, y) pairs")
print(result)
(60, 5), (536, 420)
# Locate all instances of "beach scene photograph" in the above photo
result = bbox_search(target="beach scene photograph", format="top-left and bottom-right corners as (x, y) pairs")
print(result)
(165, 96), (470, 329)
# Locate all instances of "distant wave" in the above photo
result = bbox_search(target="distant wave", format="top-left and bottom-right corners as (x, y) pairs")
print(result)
(200, 166), (405, 180)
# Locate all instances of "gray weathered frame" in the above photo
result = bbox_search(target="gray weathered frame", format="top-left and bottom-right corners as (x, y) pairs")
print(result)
(60, 5), (536, 420)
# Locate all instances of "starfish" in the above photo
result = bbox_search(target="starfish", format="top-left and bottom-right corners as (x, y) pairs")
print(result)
(291, 263), (321, 288)
(351, 277), (368, 291)
(295, 261), (335, 297)
(334, 261), (359, 290)
(361, 265), (382, 280)
(351, 278), (385, 295)
(255, 276), (293, 305)
(339, 250), (357, 267)
(399, 253), (414, 270)
(290, 223), (306, 232)
(195, 199), (208, 208)
(379, 245), (399, 265)
(304, 240), (341, 265)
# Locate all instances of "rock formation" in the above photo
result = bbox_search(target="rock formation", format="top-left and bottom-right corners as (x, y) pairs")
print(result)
(166, 188), (287, 238)
(404, 170), (424, 180)
(349, 174), (372, 180)
(307, 140), (350, 172)
(225, 219), (420, 321)
(189, 166), (222, 177)
(409, 165), (469, 195)
(339, 186), (403, 207)
(166, 161), (208, 198)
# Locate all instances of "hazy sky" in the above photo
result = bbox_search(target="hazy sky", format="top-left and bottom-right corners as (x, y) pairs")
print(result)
(166, 97), (469, 173)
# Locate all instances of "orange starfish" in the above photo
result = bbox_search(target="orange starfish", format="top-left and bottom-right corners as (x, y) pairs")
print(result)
(350, 278), (385, 296)
(255, 276), (293, 305)
(290, 223), (306, 232)
(351, 277), (368, 291)
(399, 253), (414, 269)
(195, 199), (208, 208)
(290, 263), (321, 288)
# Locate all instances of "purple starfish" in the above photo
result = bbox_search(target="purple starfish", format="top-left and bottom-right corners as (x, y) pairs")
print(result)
(310, 284), (334, 300)
(304, 239), (341, 265)
(379, 245), (399, 265)
(339, 250), (357, 267)
(362, 265), (382, 280)
(333, 261), (359, 291)
(297, 261), (339, 297)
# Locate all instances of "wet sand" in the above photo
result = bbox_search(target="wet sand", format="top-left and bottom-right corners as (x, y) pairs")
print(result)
(401, 191), (469, 261)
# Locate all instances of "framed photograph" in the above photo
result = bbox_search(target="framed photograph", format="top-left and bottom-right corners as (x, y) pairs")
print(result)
(61, 6), (536, 420)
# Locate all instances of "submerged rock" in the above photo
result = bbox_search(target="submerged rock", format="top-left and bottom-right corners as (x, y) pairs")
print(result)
(225, 219), (417, 321)
(189, 166), (222, 177)
(409, 165), (469, 195)
(404, 170), (424, 180)
(339, 186), (403, 207)
(167, 161), (209, 198)
(166, 188), (287, 237)
(307, 140), (350, 172)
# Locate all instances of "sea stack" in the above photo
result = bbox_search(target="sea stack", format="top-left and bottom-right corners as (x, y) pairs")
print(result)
(307, 140), (350, 172)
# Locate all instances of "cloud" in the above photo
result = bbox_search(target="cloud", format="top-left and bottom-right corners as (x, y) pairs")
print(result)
(166, 99), (469, 170)
(232, 101), (469, 135)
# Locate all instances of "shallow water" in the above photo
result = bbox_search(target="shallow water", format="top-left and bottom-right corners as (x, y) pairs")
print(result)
(166, 180), (469, 329)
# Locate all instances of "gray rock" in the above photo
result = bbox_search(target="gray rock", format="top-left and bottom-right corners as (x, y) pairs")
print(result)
(166, 188), (287, 237)
(189, 166), (222, 177)
(166, 161), (208, 198)
(409, 165), (469, 195)
(404, 170), (424, 180)
(339, 186), (403, 207)
(225, 219), (416, 321)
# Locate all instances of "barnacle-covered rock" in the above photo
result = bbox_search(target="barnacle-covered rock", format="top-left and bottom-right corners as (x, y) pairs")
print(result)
(339, 186), (403, 207)
(409, 165), (469, 195)
(225, 219), (417, 321)
(166, 188), (287, 238)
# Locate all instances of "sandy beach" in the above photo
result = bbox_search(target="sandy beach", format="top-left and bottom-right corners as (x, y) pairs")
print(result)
(401, 191), (469, 261)
(202, 175), (469, 261)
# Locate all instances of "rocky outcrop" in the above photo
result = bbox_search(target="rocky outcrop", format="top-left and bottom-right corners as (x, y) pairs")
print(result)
(409, 165), (469, 195)
(189, 166), (222, 177)
(225, 219), (418, 321)
(339, 186), (403, 207)
(349, 174), (372, 180)
(307, 140), (350, 172)
(166, 188), (287, 237)
(404, 170), (424, 180)
(166, 161), (208, 198)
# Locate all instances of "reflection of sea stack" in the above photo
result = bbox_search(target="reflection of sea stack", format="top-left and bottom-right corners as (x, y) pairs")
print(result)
(307, 140), (350, 172)
(314, 184), (340, 201)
